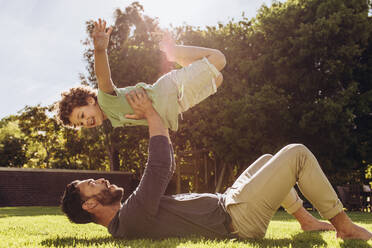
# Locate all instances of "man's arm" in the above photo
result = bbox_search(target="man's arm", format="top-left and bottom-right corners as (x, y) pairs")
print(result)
(93, 19), (115, 95)
(125, 89), (169, 139)
(159, 32), (226, 71)
(125, 89), (172, 215)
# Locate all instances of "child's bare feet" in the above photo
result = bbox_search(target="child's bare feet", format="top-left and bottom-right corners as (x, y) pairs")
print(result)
(158, 31), (176, 62)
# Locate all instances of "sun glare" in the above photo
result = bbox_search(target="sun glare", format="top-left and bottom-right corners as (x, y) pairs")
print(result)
(137, 0), (213, 27)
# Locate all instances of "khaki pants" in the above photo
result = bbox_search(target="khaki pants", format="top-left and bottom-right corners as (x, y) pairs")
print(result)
(225, 144), (343, 238)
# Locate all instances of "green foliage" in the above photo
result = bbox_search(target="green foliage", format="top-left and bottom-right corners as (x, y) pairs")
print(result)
(174, 0), (372, 186)
(0, 106), (110, 170)
(0, 207), (371, 247)
(0, 119), (26, 167)
(83, 2), (167, 88)
(0, 0), (371, 188)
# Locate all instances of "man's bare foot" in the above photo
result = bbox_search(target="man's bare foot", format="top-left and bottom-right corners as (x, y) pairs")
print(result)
(293, 207), (335, 231)
(301, 219), (335, 232)
(331, 211), (372, 240)
(336, 222), (372, 240)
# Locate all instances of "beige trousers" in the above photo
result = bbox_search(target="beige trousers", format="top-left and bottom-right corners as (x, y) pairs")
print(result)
(225, 144), (343, 238)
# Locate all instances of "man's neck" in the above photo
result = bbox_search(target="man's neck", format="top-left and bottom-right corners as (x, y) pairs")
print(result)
(95, 202), (121, 227)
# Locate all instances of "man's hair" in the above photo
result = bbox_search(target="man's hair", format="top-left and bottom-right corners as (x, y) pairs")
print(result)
(56, 87), (97, 127)
(61, 181), (94, 224)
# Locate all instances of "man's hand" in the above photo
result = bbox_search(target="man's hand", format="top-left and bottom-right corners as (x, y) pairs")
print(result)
(126, 88), (169, 138)
(93, 18), (113, 51)
(159, 31), (176, 62)
(125, 88), (154, 120)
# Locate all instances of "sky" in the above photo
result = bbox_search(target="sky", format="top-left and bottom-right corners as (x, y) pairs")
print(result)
(0, 0), (273, 119)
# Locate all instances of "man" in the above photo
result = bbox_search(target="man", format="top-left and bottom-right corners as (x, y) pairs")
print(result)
(61, 90), (372, 240)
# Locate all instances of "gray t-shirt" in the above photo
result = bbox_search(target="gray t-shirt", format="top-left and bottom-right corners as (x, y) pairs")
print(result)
(107, 136), (231, 239)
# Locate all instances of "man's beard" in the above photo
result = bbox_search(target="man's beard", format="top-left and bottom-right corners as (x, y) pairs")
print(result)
(97, 187), (124, 206)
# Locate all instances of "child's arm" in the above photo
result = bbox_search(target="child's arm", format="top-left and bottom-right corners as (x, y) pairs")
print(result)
(159, 32), (226, 71)
(92, 19), (115, 95)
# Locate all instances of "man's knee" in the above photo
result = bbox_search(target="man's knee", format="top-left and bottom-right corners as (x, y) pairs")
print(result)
(255, 154), (273, 166)
(244, 154), (273, 175)
(260, 154), (273, 161)
(282, 143), (310, 155)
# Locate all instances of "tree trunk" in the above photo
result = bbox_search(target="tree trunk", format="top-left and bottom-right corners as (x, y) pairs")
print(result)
(215, 162), (227, 193)
(103, 121), (120, 171)
(109, 145), (120, 171)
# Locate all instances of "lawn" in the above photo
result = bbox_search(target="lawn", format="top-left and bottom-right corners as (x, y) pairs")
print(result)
(0, 207), (371, 248)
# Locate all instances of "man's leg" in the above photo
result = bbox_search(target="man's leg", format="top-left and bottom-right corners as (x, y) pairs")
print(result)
(230, 154), (334, 232)
(225, 144), (371, 240)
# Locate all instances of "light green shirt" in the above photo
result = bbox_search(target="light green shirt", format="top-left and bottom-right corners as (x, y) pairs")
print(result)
(97, 81), (180, 131)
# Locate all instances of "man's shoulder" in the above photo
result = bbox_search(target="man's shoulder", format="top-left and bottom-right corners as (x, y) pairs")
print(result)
(120, 191), (147, 216)
(108, 195), (148, 237)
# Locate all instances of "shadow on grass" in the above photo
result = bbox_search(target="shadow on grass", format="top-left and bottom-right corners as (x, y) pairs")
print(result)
(241, 231), (327, 248)
(41, 232), (372, 248)
(244, 232), (371, 248)
(340, 240), (372, 248)
(41, 236), (192, 248)
(41, 237), (129, 248)
(40, 232), (327, 248)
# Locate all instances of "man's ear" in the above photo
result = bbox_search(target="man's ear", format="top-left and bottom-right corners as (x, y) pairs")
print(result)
(86, 96), (96, 105)
(82, 198), (99, 212)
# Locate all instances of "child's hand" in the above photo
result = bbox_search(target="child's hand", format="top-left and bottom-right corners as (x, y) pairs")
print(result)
(92, 18), (113, 51)
(158, 30), (176, 62)
(125, 88), (153, 120)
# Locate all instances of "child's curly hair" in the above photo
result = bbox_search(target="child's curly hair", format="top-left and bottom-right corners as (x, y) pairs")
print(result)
(56, 86), (97, 127)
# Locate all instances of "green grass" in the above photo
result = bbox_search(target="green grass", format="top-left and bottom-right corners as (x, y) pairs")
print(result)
(0, 207), (371, 248)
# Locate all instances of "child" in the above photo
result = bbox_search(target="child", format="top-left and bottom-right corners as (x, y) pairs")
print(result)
(57, 19), (226, 131)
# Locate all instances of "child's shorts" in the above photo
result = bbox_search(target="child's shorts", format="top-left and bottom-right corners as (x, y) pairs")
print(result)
(168, 57), (220, 112)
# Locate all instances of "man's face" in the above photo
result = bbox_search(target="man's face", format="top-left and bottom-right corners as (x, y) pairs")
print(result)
(69, 97), (104, 128)
(77, 178), (124, 206)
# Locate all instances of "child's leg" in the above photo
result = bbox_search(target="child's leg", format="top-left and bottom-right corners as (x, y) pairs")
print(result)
(170, 57), (222, 112)
(170, 45), (226, 71)
(160, 40), (226, 112)
(215, 73), (223, 88)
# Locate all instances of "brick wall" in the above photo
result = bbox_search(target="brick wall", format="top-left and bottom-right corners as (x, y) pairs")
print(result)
(0, 167), (133, 207)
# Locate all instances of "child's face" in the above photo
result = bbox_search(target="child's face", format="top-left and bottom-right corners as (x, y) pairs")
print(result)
(69, 97), (104, 128)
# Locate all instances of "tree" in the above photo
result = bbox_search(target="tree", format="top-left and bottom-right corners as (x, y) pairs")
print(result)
(351, 16), (372, 183)
(0, 119), (26, 167)
(3, 0), (366, 190)
(16, 105), (60, 168)
(172, 0), (372, 187)
(241, 0), (371, 184)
